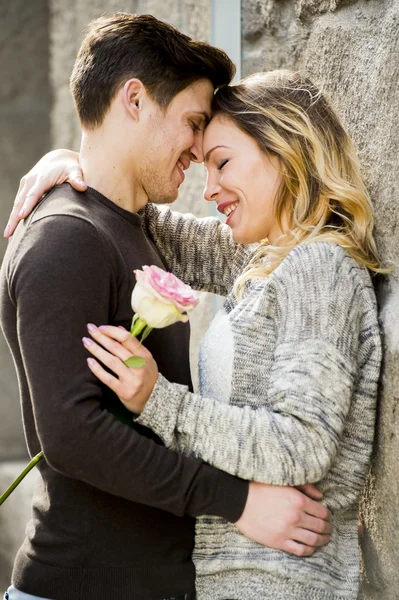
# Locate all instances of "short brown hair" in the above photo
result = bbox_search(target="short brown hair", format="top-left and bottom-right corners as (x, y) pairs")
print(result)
(70, 13), (235, 128)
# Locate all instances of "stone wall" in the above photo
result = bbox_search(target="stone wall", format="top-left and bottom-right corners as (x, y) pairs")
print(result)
(242, 1), (399, 597)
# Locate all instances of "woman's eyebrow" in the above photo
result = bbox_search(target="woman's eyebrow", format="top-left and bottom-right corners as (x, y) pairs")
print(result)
(204, 145), (231, 164)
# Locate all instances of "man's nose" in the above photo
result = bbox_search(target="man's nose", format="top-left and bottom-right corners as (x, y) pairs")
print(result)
(189, 131), (204, 163)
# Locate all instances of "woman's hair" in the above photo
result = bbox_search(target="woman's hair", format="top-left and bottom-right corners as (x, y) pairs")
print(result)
(212, 70), (386, 298)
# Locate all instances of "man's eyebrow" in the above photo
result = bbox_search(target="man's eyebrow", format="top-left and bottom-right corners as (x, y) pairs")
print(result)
(189, 111), (211, 125)
(204, 145), (230, 164)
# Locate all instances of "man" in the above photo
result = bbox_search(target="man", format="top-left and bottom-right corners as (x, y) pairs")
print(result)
(1, 13), (331, 600)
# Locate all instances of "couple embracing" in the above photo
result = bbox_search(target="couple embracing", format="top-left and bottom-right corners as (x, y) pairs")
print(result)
(1, 12), (383, 600)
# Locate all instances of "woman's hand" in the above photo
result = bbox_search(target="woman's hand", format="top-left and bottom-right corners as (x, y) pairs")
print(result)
(4, 149), (85, 238)
(83, 324), (158, 414)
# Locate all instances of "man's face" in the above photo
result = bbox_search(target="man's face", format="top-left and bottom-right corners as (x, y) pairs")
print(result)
(138, 79), (213, 204)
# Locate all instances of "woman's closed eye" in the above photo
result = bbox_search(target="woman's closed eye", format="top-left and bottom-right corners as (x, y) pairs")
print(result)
(217, 159), (229, 171)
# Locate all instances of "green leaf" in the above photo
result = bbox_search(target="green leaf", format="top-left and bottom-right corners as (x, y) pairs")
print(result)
(124, 356), (146, 368)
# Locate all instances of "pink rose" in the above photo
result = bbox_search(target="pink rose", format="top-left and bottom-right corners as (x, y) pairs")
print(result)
(131, 265), (199, 329)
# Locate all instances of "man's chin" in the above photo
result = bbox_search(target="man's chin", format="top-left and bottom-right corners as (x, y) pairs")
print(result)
(149, 188), (179, 205)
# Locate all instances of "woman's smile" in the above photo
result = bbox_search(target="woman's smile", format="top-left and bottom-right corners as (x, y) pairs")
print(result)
(217, 199), (239, 219)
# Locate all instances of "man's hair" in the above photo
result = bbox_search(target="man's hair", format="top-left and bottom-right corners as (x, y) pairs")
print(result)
(70, 13), (235, 128)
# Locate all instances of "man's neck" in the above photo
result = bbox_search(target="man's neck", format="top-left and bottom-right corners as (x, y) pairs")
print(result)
(79, 130), (148, 213)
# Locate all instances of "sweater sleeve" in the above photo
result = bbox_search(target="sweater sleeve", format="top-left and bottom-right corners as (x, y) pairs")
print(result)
(140, 202), (249, 296)
(136, 243), (364, 486)
(7, 214), (248, 522)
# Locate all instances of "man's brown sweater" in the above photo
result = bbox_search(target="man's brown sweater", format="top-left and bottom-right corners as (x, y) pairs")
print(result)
(0, 184), (248, 600)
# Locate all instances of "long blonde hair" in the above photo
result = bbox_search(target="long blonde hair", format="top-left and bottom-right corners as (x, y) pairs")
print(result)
(212, 70), (386, 298)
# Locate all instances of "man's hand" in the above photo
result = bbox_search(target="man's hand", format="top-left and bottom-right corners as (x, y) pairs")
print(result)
(4, 149), (85, 238)
(234, 481), (332, 557)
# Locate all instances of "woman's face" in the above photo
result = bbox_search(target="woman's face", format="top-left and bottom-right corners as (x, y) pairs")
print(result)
(203, 115), (283, 245)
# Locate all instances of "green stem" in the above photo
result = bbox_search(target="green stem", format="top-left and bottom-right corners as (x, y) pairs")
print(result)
(130, 315), (147, 338)
(0, 451), (43, 506)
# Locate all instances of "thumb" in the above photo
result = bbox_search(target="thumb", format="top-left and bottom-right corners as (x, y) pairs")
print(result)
(67, 169), (87, 192)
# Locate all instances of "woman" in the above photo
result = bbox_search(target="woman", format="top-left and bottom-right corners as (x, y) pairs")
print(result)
(8, 70), (383, 600)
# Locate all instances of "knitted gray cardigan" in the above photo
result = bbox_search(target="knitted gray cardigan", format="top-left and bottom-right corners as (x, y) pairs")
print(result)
(137, 203), (381, 600)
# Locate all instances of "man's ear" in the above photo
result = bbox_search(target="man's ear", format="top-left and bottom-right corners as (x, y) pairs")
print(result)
(120, 78), (145, 122)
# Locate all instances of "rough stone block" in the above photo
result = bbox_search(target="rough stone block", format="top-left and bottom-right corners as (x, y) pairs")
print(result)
(242, 0), (306, 75)
(242, 0), (274, 41)
(295, 0), (358, 21)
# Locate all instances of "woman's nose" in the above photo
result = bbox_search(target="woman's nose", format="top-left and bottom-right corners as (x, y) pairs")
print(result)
(204, 178), (220, 202)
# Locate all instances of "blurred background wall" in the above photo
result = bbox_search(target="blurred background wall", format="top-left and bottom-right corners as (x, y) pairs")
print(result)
(0, 1), (398, 597)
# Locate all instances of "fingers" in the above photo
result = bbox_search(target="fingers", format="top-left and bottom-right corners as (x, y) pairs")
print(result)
(4, 181), (28, 237)
(291, 489), (331, 521)
(297, 483), (323, 500)
(303, 496), (331, 521)
(14, 176), (44, 220)
(86, 357), (124, 397)
(17, 189), (44, 220)
(97, 325), (131, 343)
(82, 334), (131, 376)
(86, 323), (136, 358)
(4, 159), (87, 238)
(293, 528), (331, 548)
(84, 323), (158, 414)
(5, 176), (48, 237)
(299, 513), (333, 536)
(98, 325), (152, 358)
(87, 323), (151, 360)
(283, 540), (316, 557)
